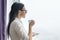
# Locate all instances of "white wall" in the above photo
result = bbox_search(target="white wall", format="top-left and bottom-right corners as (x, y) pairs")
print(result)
(20, 0), (60, 40)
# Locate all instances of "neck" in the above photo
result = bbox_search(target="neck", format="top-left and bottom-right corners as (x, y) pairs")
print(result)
(16, 16), (21, 19)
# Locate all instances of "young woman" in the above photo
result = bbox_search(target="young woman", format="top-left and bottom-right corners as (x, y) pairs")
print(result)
(7, 2), (35, 40)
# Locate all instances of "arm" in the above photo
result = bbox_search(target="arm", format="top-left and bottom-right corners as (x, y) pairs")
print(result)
(28, 20), (35, 40)
(28, 26), (32, 40)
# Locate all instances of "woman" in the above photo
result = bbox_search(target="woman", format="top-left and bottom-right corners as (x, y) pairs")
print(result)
(7, 2), (35, 40)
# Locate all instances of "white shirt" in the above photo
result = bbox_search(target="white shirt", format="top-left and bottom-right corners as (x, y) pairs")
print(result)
(9, 18), (29, 40)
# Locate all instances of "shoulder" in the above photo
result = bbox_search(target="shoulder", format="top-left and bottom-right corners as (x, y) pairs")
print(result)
(11, 19), (21, 25)
(11, 19), (22, 27)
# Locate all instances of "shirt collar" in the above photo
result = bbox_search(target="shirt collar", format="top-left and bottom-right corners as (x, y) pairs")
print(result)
(15, 17), (22, 23)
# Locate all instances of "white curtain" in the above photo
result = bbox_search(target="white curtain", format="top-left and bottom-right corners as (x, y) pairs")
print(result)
(12, 0), (20, 3)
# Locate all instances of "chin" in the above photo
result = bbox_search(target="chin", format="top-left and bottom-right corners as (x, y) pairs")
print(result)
(23, 17), (25, 18)
(22, 16), (25, 18)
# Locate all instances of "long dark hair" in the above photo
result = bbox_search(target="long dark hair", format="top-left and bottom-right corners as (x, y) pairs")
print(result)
(7, 2), (24, 37)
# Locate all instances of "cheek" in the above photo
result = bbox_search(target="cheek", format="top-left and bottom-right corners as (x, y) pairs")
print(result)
(23, 12), (26, 16)
(23, 13), (25, 16)
(21, 13), (25, 16)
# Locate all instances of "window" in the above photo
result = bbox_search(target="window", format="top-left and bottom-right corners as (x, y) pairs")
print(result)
(20, 0), (60, 40)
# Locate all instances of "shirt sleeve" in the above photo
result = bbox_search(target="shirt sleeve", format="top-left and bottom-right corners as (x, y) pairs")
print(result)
(13, 22), (29, 40)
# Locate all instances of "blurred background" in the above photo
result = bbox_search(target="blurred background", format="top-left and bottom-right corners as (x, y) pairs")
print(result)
(6, 0), (60, 40)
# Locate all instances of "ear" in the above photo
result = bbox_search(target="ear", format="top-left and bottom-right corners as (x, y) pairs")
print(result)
(18, 10), (21, 15)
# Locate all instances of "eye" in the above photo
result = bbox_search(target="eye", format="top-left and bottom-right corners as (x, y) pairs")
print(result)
(21, 10), (27, 13)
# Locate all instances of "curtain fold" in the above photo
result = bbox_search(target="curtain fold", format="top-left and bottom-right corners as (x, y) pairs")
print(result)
(0, 0), (7, 40)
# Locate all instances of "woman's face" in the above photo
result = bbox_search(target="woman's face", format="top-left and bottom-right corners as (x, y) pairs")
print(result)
(20, 7), (27, 18)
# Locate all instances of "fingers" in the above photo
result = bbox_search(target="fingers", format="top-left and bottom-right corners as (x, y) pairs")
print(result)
(29, 20), (35, 27)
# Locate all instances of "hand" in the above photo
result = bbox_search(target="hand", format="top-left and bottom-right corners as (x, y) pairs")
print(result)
(28, 20), (35, 27)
